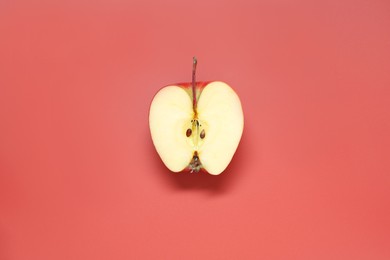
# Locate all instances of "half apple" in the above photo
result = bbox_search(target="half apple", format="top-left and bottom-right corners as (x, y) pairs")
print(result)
(149, 58), (244, 175)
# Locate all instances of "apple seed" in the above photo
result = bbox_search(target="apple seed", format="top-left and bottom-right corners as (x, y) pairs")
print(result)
(186, 128), (192, 137)
(200, 129), (205, 139)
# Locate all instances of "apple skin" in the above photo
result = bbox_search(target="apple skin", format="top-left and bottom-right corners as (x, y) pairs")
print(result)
(174, 81), (210, 89)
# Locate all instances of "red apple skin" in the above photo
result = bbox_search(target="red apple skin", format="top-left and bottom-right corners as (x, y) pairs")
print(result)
(175, 81), (211, 90)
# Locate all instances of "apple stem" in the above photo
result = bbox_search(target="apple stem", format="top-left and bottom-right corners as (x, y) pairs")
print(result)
(192, 56), (197, 111)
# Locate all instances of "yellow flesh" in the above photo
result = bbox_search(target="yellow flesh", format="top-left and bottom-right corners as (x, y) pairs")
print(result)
(149, 86), (194, 172)
(197, 82), (244, 175)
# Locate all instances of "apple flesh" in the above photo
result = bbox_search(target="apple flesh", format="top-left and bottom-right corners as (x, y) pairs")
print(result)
(149, 58), (244, 175)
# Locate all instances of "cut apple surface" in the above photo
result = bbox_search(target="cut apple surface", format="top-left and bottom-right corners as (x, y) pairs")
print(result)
(149, 58), (244, 175)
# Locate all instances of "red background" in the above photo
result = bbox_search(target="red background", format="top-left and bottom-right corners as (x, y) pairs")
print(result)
(1, 1), (389, 259)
